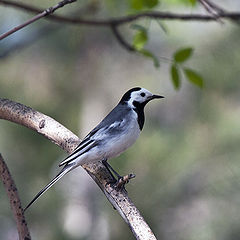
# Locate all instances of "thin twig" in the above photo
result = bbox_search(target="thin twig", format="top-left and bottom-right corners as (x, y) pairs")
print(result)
(111, 24), (136, 52)
(197, 0), (224, 23)
(1, 0), (240, 41)
(199, 0), (226, 14)
(0, 154), (31, 240)
(0, 1), (99, 59)
(0, 98), (157, 240)
(0, 0), (45, 14)
(0, 0), (77, 40)
(1, 0), (240, 25)
(198, 0), (217, 14)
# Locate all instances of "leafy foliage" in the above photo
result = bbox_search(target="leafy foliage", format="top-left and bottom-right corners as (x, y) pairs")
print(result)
(170, 47), (204, 90)
(174, 47), (193, 63)
(127, 0), (203, 90)
(132, 27), (148, 51)
(171, 64), (180, 89)
(162, 0), (197, 6)
(130, 0), (159, 10)
(132, 24), (160, 68)
(128, 1), (203, 89)
(188, 0), (197, 6)
(184, 68), (204, 88)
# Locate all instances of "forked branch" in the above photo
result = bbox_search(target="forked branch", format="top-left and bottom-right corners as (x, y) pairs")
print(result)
(1, 0), (240, 42)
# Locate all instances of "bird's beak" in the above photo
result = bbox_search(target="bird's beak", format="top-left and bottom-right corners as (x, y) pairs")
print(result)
(149, 95), (164, 100)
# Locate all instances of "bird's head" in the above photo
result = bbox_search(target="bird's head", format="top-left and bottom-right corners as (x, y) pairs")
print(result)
(119, 87), (164, 109)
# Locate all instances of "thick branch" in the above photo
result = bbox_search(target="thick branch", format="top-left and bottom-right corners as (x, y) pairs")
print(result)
(0, 98), (157, 240)
(0, 98), (79, 152)
(0, 154), (31, 240)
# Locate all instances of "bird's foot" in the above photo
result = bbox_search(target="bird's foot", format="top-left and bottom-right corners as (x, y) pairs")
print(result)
(102, 159), (136, 191)
(107, 173), (136, 191)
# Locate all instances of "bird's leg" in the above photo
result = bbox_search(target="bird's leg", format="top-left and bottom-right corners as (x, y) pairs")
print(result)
(102, 159), (121, 183)
(102, 159), (135, 191)
(103, 160), (122, 179)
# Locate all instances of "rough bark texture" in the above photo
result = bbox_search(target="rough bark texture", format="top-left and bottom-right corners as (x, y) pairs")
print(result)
(0, 154), (31, 240)
(0, 98), (157, 240)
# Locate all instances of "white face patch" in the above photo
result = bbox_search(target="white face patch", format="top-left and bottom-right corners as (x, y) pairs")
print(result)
(127, 88), (153, 108)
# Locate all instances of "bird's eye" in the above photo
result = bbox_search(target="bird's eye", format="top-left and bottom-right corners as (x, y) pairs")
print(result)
(140, 92), (145, 97)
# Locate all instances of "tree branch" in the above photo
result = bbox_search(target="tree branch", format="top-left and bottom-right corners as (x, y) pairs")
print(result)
(198, 0), (226, 14)
(197, 0), (225, 23)
(0, 98), (157, 240)
(0, 1), (99, 59)
(0, 0), (77, 40)
(111, 24), (136, 52)
(1, 0), (240, 41)
(0, 0), (46, 14)
(0, 154), (31, 240)
(0, 98), (79, 152)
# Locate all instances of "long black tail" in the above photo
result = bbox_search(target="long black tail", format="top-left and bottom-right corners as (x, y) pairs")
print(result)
(24, 165), (73, 212)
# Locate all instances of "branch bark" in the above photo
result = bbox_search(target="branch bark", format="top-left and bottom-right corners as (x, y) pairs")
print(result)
(0, 98), (157, 240)
(1, 0), (240, 41)
(111, 24), (136, 52)
(0, 154), (31, 240)
(0, 1), (99, 59)
(197, 0), (226, 14)
(197, 0), (225, 23)
(0, 0), (77, 40)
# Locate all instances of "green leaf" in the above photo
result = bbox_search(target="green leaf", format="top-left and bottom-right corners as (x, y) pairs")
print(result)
(188, 0), (197, 6)
(133, 30), (148, 51)
(143, 0), (159, 8)
(130, 0), (144, 10)
(176, 0), (197, 6)
(170, 64), (181, 90)
(163, 0), (196, 6)
(140, 49), (160, 68)
(130, 0), (159, 10)
(174, 47), (193, 63)
(184, 68), (204, 88)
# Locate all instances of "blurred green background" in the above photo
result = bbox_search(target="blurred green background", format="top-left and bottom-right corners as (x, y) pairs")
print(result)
(1, 0), (240, 239)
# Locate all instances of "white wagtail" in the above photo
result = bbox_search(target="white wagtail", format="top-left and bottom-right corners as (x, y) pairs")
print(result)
(24, 87), (164, 211)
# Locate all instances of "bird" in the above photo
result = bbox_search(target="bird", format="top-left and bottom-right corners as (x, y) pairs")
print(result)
(24, 87), (164, 211)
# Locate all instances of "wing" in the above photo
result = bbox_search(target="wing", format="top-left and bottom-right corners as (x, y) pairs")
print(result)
(59, 104), (132, 167)
(59, 136), (99, 166)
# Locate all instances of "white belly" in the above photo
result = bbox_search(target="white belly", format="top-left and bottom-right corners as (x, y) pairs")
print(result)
(103, 118), (140, 159)
(75, 112), (141, 165)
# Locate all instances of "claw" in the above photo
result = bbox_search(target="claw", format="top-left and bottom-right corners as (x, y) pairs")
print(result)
(102, 159), (136, 191)
(114, 173), (136, 191)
